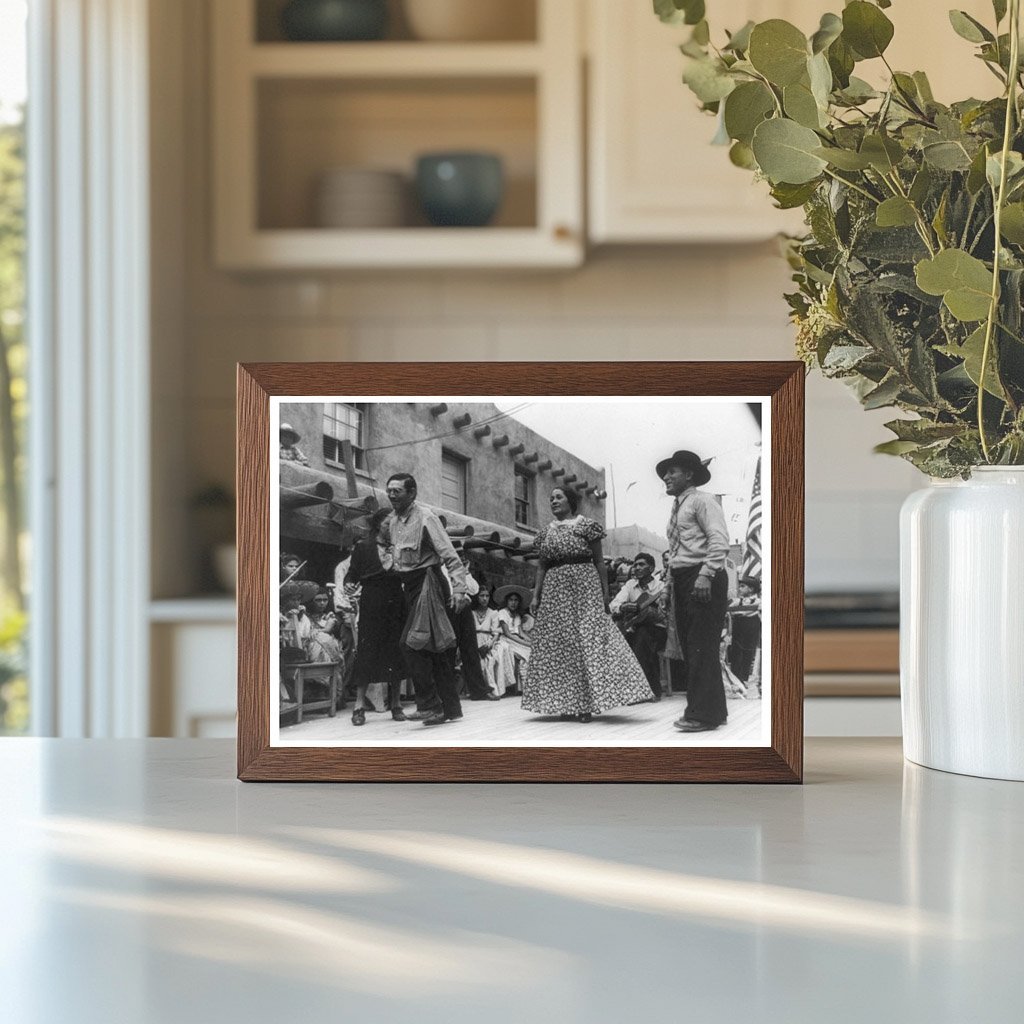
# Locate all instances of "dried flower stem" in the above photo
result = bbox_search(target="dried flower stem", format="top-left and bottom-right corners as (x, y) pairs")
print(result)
(979, 0), (1021, 462)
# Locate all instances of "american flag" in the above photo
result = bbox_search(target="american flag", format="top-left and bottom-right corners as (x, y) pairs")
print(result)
(741, 459), (762, 580)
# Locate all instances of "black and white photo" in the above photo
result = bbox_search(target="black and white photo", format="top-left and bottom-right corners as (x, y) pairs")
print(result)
(270, 395), (770, 748)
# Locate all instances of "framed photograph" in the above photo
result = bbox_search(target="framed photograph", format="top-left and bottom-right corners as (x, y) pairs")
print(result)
(237, 362), (803, 782)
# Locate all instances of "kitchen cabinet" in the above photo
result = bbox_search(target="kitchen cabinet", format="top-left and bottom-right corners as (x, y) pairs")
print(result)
(587, 0), (1000, 244)
(211, 0), (583, 269)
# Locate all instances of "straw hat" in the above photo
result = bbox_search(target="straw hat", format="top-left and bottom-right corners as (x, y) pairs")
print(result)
(493, 584), (532, 609)
(280, 422), (301, 445)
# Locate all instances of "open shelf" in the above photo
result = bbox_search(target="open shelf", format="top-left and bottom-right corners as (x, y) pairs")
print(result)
(213, 0), (581, 268)
(249, 42), (544, 77)
(254, 0), (539, 45)
(257, 77), (538, 231)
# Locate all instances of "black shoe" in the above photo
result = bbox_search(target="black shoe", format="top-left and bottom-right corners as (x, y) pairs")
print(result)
(391, 708), (407, 722)
(362, 700), (380, 713)
(674, 719), (719, 732)
(485, 694), (500, 701)
(422, 713), (448, 726)
(446, 712), (464, 722)
(351, 708), (366, 727)
(405, 709), (436, 721)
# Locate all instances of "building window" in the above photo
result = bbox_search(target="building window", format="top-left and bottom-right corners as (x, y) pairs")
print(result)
(514, 466), (534, 527)
(323, 403), (366, 470)
(441, 451), (467, 514)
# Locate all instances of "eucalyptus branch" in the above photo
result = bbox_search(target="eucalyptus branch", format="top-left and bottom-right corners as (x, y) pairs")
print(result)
(978, 0), (1021, 461)
(822, 168), (880, 205)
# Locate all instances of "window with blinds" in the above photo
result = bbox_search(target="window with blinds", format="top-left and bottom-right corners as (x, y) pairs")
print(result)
(441, 451), (467, 514)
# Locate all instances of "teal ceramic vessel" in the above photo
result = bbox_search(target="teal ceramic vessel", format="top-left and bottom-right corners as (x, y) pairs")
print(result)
(415, 153), (505, 228)
(281, 0), (388, 42)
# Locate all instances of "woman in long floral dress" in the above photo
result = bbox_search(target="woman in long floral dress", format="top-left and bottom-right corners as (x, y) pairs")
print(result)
(523, 487), (653, 722)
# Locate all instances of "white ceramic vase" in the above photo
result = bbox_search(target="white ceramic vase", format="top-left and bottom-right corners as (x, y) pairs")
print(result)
(900, 467), (1024, 781)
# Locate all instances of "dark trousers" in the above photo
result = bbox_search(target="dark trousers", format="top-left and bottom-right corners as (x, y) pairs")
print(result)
(672, 565), (728, 726)
(451, 604), (490, 699)
(628, 624), (666, 699)
(400, 569), (462, 720)
(728, 615), (761, 682)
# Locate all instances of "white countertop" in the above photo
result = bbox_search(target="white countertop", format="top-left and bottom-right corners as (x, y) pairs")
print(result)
(1, 738), (1020, 1023)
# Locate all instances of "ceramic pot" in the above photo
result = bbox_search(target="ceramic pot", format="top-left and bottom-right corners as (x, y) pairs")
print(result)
(900, 467), (1024, 781)
(415, 152), (504, 227)
(281, 0), (388, 42)
(403, 0), (535, 42)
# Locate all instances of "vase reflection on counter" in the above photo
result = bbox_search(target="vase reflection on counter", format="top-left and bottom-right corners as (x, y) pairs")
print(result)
(415, 152), (505, 227)
(901, 467), (1024, 782)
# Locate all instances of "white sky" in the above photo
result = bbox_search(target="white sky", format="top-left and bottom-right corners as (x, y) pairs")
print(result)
(495, 399), (762, 544)
(0, 0), (27, 123)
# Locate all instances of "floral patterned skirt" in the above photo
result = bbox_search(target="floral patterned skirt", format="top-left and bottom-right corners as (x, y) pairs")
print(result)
(521, 562), (653, 715)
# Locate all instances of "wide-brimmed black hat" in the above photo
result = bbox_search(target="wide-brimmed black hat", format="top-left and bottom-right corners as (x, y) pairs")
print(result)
(655, 450), (711, 486)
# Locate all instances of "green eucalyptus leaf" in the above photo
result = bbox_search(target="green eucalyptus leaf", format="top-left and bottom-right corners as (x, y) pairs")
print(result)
(692, 19), (710, 45)
(862, 374), (903, 409)
(842, 1), (895, 59)
(683, 57), (737, 104)
(915, 249), (994, 322)
(724, 20), (755, 53)
(909, 165), (934, 205)
(876, 196), (918, 228)
(1000, 203), (1024, 244)
(837, 76), (879, 104)
(810, 12), (843, 54)
(874, 439), (922, 455)
(724, 81), (776, 144)
(932, 190), (950, 247)
(993, 0), (1008, 24)
(729, 140), (758, 169)
(986, 150), (1024, 191)
(884, 418), (963, 443)
(751, 118), (828, 184)
(770, 180), (820, 209)
(948, 10), (994, 44)
(923, 140), (973, 171)
(938, 325), (1006, 397)
(967, 144), (991, 194)
(784, 80), (825, 129)
(827, 35), (856, 88)
(808, 52), (833, 108)
(653, 0), (705, 26)
(913, 71), (935, 104)
(748, 20), (809, 87)
(860, 133), (904, 173)
(814, 146), (872, 170)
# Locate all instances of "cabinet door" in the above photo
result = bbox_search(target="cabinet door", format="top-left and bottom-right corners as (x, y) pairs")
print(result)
(587, 0), (807, 243)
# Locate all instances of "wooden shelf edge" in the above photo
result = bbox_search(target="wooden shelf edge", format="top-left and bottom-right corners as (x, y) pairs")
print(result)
(249, 42), (544, 79)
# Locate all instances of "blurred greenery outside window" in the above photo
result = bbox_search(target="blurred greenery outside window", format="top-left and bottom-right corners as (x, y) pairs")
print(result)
(0, 0), (28, 734)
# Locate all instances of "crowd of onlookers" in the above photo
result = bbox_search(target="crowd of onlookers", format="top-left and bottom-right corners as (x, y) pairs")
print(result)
(279, 547), (545, 720)
(279, 541), (761, 723)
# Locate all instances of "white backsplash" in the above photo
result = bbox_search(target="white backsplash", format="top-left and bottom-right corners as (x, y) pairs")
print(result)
(181, 248), (917, 594)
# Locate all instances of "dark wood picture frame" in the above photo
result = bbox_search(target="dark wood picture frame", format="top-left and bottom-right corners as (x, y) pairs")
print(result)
(237, 362), (804, 782)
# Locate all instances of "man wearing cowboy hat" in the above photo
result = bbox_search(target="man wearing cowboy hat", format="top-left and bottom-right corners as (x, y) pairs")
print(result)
(279, 423), (309, 466)
(657, 450), (730, 733)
